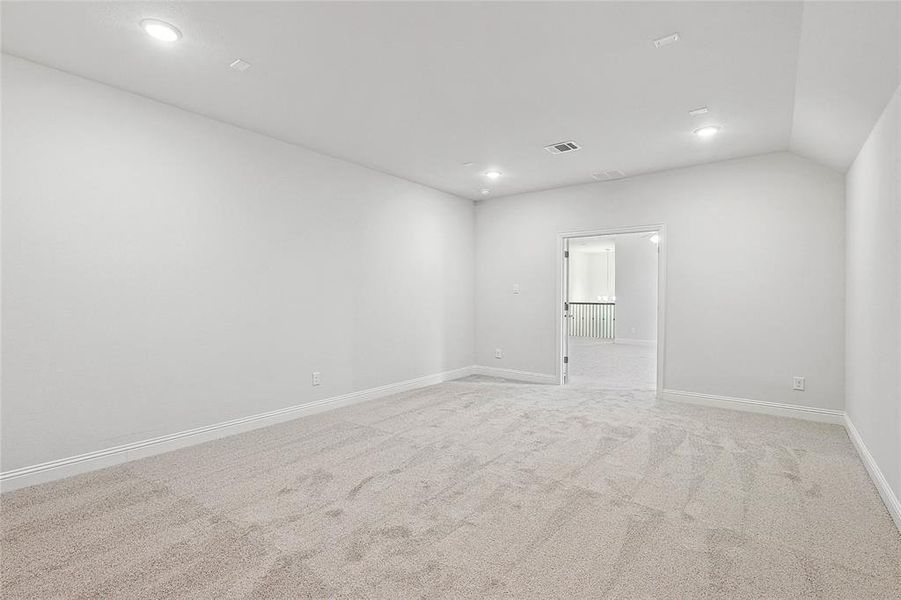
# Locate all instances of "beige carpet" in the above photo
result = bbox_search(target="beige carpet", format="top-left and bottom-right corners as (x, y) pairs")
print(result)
(567, 337), (657, 389)
(2, 377), (900, 599)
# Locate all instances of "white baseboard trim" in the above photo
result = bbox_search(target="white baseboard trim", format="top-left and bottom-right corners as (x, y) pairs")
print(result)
(843, 415), (901, 532)
(5, 371), (898, 535)
(662, 388), (899, 533)
(660, 389), (846, 425)
(0, 365), (475, 494)
(614, 338), (656, 346)
(472, 365), (557, 384)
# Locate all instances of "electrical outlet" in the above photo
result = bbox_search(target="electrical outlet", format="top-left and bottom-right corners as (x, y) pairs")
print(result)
(312, 371), (321, 386)
(495, 348), (503, 359)
(792, 376), (805, 391)
(512, 283), (520, 295)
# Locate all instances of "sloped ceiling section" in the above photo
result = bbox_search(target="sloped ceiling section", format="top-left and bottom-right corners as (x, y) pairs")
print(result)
(0, 2), (897, 196)
(0, 1), (804, 199)
(790, 2), (900, 171)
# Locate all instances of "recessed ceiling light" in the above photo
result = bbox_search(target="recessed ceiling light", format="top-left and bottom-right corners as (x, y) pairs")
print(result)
(694, 125), (721, 138)
(480, 188), (491, 196)
(688, 106), (709, 116)
(653, 32), (680, 48)
(141, 19), (181, 42)
(483, 170), (502, 180)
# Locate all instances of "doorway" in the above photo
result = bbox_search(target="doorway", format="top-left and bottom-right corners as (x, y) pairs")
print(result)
(559, 226), (665, 391)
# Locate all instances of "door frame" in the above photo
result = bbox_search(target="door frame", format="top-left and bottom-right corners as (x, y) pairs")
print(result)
(556, 223), (667, 396)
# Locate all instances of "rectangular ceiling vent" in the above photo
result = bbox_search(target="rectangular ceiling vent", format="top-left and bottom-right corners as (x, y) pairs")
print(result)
(544, 141), (581, 155)
(592, 170), (627, 181)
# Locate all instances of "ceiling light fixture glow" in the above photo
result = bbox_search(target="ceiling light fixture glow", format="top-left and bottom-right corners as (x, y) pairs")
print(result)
(693, 125), (721, 138)
(141, 19), (181, 42)
(480, 188), (491, 196)
(483, 170), (502, 180)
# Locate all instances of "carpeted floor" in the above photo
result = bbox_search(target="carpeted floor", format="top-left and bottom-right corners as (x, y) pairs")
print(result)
(567, 337), (657, 389)
(2, 377), (900, 598)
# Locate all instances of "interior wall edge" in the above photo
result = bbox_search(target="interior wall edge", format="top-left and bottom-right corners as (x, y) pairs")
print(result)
(844, 81), (901, 522)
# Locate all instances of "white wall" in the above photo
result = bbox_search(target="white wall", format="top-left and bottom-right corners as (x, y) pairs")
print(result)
(0, 56), (475, 472)
(475, 152), (845, 410)
(568, 250), (614, 302)
(614, 234), (657, 342)
(845, 85), (900, 505)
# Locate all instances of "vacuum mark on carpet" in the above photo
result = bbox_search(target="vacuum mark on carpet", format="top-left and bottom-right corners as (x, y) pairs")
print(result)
(347, 475), (376, 500)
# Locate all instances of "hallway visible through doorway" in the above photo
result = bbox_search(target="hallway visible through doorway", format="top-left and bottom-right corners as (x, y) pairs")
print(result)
(566, 338), (656, 389)
(564, 231), (659, 389)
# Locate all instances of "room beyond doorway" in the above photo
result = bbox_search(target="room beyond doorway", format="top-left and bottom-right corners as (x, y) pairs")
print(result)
(566, 338), (656, 389)
(560, 229), (662, 390)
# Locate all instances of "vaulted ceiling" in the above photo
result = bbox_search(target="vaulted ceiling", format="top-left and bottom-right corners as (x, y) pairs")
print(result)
(2, 1), (897, 200)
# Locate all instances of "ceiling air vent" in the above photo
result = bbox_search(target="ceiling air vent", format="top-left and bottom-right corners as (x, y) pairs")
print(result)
(544, 141), (581, 155)
(592, 170), (626, 181)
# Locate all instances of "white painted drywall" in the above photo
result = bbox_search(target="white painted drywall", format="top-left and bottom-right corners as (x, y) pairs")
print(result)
(613, 234), (657, 342)
(790, 1), (900, 171)
(845, 85), (900, 502)
(568, 250), (614, 302)
(0, 56), (475, 472)
(475, 152), (845, 410)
